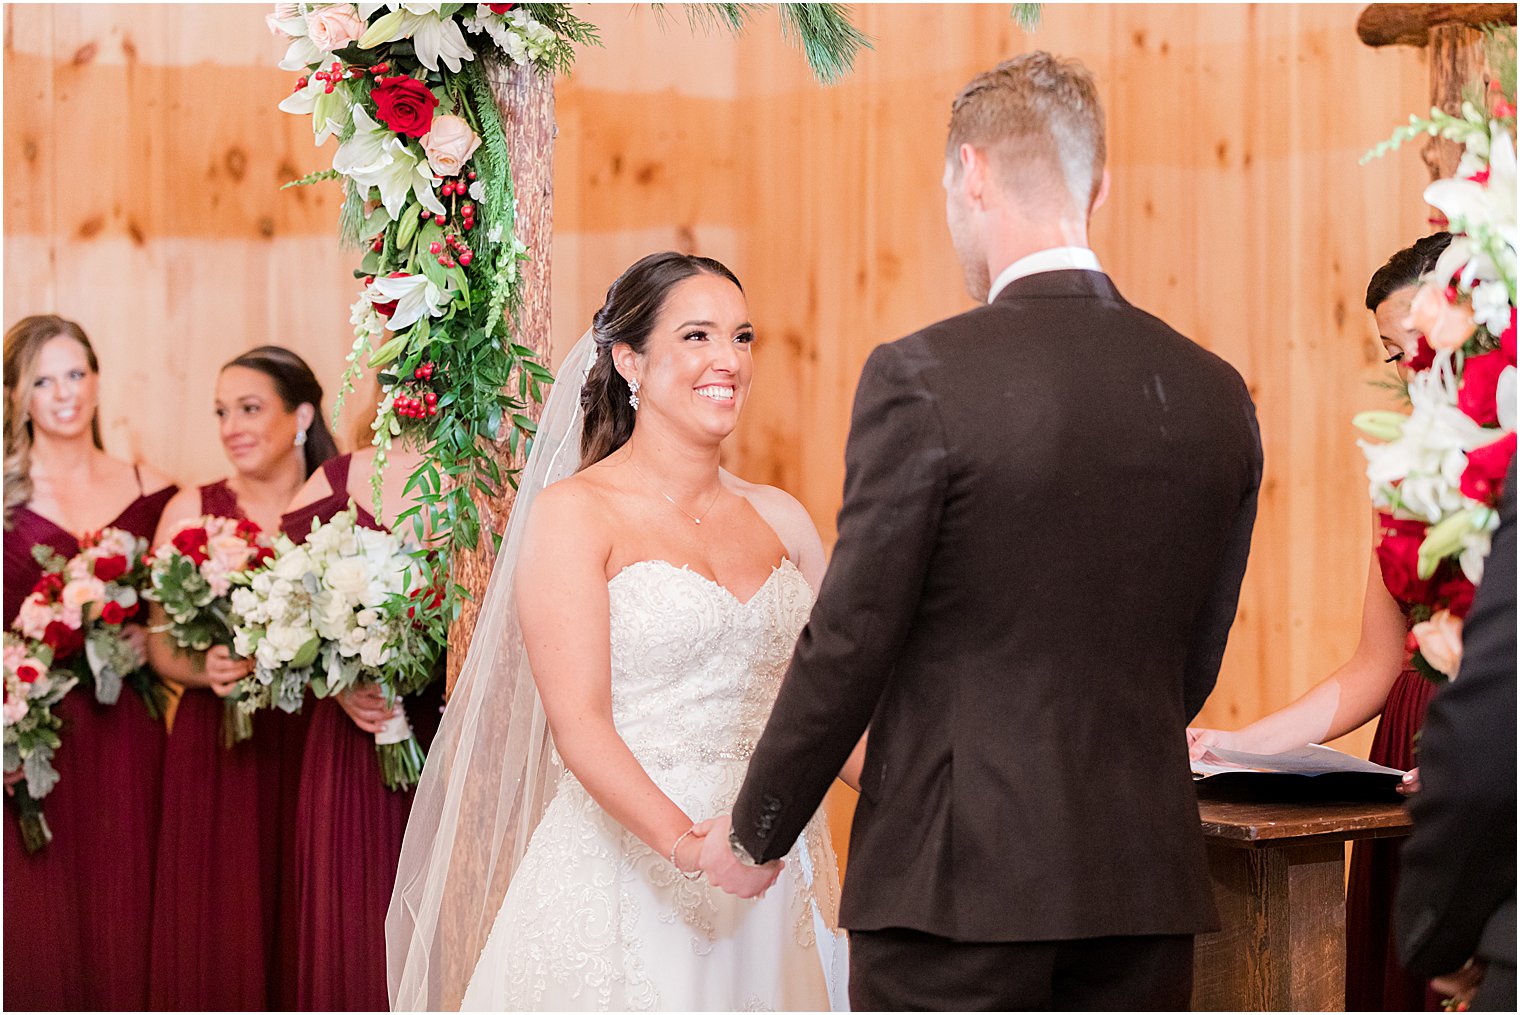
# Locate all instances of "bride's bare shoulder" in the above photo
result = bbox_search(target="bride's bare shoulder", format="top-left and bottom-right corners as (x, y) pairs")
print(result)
(528, 469), (621, 542)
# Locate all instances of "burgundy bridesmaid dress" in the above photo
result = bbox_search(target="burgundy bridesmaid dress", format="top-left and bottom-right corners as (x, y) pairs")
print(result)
(3, 471), (175, 1011)
(282, 453), (445, 1011)
(1344, 552), (1443, 1012)
(147, 480), (310, 1011)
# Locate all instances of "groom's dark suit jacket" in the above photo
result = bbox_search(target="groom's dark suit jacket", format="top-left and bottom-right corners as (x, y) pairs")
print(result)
(733, 269), (1261, 941)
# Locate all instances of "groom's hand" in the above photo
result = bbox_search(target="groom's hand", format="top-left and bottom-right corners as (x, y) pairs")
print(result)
(694, 814), (784, 899)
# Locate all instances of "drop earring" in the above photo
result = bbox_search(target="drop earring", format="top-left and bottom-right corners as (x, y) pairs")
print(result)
(628, 379), (641, 411)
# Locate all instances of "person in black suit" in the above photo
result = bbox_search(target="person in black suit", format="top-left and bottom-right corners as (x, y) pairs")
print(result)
(697, 51), (1263, 1009)
(1396, 458), (1517, 1011)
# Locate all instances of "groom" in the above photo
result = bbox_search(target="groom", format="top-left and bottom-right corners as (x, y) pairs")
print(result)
(700, 52), (1263, 1009)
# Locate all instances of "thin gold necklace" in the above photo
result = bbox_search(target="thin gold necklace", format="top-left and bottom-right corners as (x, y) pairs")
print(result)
(627, 458), (723, 525)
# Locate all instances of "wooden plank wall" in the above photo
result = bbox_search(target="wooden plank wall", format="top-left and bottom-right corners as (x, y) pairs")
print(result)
(6, 5), (1429, 857)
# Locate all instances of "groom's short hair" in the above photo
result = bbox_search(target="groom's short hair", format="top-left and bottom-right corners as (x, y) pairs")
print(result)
(947, 51), (1106, 214)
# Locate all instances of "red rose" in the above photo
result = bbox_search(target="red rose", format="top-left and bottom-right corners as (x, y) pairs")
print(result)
(100, 601), (126, 626)
(92, 553), (129, 583)
(1407, 336), (1437, 373)
(488, 3), (516, 11)
(171, 526), (210, 565)
(1460, 432), (1517, 505)
(1457, 350), (1507, 425)
(1439, 575), (1477, 618)
(234, 518), (262, 541)
(30, 572), (64, 602)
(1502, 307), (1516, 366)
(1375, 513), (1437, 606)
(15, 662), (42, 684)
(42, 620), (83, 660)
(371, 76), (438, 138)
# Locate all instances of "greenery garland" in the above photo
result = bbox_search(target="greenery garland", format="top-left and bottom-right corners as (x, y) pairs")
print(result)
(272, 2), (868, 609)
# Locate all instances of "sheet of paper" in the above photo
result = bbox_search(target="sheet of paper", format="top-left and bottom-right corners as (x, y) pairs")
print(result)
(1192, 742), (1406, 778)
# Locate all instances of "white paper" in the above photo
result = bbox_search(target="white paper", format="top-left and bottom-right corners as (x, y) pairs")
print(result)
(1192, 742), (1406, 779)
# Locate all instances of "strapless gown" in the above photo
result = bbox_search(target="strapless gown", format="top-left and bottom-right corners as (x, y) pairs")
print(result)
(461, 558), (848, 1012)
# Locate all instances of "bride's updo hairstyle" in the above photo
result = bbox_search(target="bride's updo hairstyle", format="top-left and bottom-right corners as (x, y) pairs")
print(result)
(578, 251), (743, 470)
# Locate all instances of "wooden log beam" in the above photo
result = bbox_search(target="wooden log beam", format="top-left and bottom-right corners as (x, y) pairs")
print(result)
(1357, 4), (1515, 48)
(445, 57), (554, 695)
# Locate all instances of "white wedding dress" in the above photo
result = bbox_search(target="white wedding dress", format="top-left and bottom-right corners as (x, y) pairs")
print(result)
(460, 558), (849, 1012)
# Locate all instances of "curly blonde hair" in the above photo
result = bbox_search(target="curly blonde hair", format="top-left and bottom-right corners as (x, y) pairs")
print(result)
(4, 315), (104, 529)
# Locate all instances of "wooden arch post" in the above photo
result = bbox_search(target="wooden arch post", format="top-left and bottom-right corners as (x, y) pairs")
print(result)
(445, 58), (554, 693)
(1357, 3), (1518, 181)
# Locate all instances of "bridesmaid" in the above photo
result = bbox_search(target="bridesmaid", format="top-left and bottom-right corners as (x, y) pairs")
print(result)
(282, 438), (445, 1010)
(2, 315), (177, 1010)
(146, 345), (338, 1011)
(1188, 233), (1452, 1012)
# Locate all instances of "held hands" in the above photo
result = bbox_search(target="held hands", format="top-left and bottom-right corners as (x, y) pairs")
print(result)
(204, 645), (253, 698)
(692, 813), (784, 899)
(337, 682), (402, 735)
(1432, 959), (1485, 1011)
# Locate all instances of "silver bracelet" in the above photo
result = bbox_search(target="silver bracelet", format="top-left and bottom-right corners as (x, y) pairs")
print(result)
(669, 826), (703, 881)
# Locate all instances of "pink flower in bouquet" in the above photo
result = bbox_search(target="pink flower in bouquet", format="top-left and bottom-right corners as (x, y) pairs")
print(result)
(60, 577), (105, 615)
(421, 115), (481, 177)
(1412, 609), (1464, 678)
(306, 4), (364, 52)
(1407, 281), (1477, 352)
(14, 597), (57, 642)
(1460, 431), (1517, 504)
(1458, 350), (1507, 425)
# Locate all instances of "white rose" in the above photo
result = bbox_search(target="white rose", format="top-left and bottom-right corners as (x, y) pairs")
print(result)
(420, 114), (481, 177)
(359, 636), (391, 668)
(325, 557), (372, 603)
(271, 547), (314, 583)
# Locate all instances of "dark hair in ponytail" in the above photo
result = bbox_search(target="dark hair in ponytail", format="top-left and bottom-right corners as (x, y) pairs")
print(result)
(1365, 232), (1452, 311)
(221, 345), (339, 478)
(578, 251), (743, 470)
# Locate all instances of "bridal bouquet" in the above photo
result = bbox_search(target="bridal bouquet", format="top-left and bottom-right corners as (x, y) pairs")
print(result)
(3, 635), (75, 853)
(146, 516), (275, 745)
(12, 527), (165, 717)
(230, 509), (444, 789)
(1357, 35), (1517, 680)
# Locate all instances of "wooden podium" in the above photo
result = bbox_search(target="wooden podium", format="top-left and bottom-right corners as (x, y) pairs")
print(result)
(1190, 793), (1413, 1011)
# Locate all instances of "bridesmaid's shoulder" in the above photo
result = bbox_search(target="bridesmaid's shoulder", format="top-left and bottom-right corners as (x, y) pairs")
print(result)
(134, 460), (177, 497)
(154, 486), (205, 537)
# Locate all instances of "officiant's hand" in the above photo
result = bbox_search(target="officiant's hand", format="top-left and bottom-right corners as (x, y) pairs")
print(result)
(1186, 726), (1241, 761)
(693, 814), (784, 899)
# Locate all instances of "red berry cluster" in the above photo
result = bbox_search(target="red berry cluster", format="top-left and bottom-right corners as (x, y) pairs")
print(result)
(308, 60), (390, 95)
(395, 362), (440, 420)
(426, 172), (479, 268)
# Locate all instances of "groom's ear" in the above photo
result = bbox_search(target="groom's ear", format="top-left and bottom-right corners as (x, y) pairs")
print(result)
(1089, 168), (1111, 217)
(957, 142), (988, 206)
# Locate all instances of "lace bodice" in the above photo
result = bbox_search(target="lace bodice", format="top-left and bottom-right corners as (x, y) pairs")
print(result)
(606, 558), (814, 773)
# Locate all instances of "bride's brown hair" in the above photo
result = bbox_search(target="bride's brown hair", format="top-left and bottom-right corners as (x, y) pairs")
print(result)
(578, 251), (743, 470)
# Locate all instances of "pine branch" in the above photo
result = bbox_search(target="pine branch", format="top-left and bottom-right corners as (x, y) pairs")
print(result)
(653, 3), (762, 35)
(776, 3), (871, 85)
(1010, 4), (1041, 31)
(281, 168), (342, 190)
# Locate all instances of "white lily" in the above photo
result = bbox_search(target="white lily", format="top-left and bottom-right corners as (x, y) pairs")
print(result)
(365, 273), (453, 331)
(334, 107), (445, 218)
(278, 75), (350, 146)
(278, 34), (324, 72)
(1360, 357), (1493, 522)
(407, 10), (475, 72)
(333, 104), (394, 176)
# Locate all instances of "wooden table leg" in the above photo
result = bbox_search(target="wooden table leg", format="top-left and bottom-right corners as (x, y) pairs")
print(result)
(1192, 840), (1347, 1011)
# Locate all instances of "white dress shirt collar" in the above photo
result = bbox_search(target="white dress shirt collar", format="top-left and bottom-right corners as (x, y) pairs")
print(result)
(986, 246), (1103, 303)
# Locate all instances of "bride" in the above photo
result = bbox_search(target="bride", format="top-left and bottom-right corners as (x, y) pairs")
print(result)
(387, 252), (856, 1011)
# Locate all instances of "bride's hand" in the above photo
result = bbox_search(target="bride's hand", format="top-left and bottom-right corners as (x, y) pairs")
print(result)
(694, 814), (785, 899)
(337, 683), (400, 735)
(1186, 727), (1239, 761)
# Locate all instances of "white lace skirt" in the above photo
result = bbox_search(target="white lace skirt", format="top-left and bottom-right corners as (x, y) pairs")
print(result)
(461, 760), (849, 1012)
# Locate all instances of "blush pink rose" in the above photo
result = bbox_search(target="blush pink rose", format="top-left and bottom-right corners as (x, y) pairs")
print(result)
(1406, 282), (1477, 352)
(420, 114), (481, 177)
(1412, 609), (1465, 679)
(306, 4), (365, 52)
